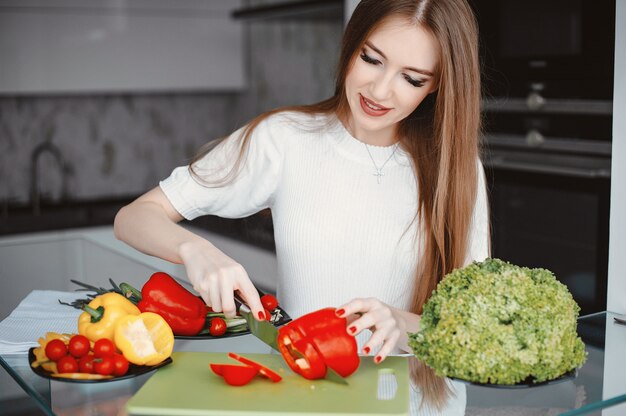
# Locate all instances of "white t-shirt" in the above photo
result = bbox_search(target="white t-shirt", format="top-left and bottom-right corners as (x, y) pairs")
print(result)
(160, 111), (490, 415)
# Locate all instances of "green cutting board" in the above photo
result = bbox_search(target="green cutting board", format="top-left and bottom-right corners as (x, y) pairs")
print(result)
(126, 351), (409, 416)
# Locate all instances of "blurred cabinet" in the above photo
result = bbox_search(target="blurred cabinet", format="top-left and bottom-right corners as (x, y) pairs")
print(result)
(0, 0), (244, 94)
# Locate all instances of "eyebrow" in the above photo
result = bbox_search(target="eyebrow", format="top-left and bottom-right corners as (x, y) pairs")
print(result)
(365, 41), (435, 77)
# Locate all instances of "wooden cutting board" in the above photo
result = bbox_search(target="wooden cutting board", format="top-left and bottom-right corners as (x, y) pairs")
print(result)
(126, 351), (409, 415)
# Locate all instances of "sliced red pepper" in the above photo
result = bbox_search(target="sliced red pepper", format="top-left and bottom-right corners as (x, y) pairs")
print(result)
(136, 272), (207, 336)
(227, 352), (282, 382)
(300, 308), (360, 377)
(291, 338), (327, 379)
(277, 307), (359, 380)
(209, 363), (259, 386)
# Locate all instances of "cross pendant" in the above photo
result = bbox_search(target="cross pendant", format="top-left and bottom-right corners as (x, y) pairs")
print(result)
(373, 170), (384, 184)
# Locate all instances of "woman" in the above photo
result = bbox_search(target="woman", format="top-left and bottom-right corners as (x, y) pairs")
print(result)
(114, 0), (489, 413)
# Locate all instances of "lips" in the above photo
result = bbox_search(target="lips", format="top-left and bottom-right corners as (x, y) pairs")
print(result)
(359, 94), (391, 117)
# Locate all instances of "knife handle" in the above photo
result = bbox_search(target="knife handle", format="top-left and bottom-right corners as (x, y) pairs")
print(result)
(234, 291), (252, 315)
(239, 303), (251, 315)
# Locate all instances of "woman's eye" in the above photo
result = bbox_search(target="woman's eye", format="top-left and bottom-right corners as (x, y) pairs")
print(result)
(360, 52), (380, 66)
(403, 74), (425, 88)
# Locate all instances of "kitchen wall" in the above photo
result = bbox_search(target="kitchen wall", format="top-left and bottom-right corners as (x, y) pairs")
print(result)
(0, 2), (343, 207)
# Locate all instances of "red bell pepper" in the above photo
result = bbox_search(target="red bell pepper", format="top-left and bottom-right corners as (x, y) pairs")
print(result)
(210, 363), (259, 386)
(136, 272), (206, 336)
(277, 307), (359, 380)
(228, 352), (282, 382)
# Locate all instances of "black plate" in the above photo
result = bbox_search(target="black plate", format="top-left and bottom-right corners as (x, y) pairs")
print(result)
(176, 307), (291, 340)
(175, 293), (292, 340)
(451, 368), (577, 389)
(28, 348), (173, 383)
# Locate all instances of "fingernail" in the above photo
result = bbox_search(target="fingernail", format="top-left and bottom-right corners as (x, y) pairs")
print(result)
(363, 346), (370, 354)
(258, 311), (265, 320)
(375, 356), (382, 364)
(348, 326), (356, 334)
(336, 308), (345, 317)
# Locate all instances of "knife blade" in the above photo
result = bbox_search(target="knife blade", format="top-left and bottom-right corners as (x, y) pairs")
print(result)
(235, 294), (349, 385)
(239, 302), (281, 351)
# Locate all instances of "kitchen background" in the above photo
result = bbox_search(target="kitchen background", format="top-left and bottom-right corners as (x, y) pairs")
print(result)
(0, 0), (342, 208)
(1, 0), (625, 316)
(1, 0), (626, 415)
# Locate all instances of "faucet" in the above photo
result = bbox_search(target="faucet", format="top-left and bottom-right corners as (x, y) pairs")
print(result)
(30, 141), (73, 216)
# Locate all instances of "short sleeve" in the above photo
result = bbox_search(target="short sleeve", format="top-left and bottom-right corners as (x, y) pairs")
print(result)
(465, 159), (491, 264)
(159, 115), (286, 220)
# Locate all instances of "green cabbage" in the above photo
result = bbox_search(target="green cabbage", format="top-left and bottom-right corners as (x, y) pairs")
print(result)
(408, 258), (587, 385)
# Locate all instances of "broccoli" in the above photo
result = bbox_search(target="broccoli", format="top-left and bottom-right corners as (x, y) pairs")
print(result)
(408, 258), (587, 385)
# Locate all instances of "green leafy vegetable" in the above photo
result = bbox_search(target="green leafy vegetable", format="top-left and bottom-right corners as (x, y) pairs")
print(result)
(408, 258), (587, 385)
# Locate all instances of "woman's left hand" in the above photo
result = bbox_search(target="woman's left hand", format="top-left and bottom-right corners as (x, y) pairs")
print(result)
(335, 298), (407, 364)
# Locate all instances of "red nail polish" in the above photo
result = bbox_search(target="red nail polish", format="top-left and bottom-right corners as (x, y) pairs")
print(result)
(363, 347), (371, 354)
(375, 356), (382, 363)
(336, 308), (345, 317)
(258, 311), (265, 320)
(348, 326), (356, 334)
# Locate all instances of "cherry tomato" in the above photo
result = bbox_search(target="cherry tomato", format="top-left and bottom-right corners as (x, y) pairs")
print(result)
(260, 294), (279, 311)
(112, 353), (130, 377)
(68, 335), (90, 358)
(57, 355), (79, 373)
(209, 317), (227, 337)
(78, 354), (95, 373)
(210, 363), (259, 386)
(44, 339), (68, 362)
(93, 338), (116, 358)
(228, 352), (282, 382)
(94, 356), (115, 376)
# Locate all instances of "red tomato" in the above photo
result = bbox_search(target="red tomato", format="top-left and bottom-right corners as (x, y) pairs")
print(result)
(78, 354), (95, 373)
(93, 338), (116, 358)
(57, 355), (79, 373)
(112, 354), (130, 377)
(68, 335), (90, 358)
(228, 352), (282, 382)
(209, 363), (259, 386)
(94, 356), (115, 376)
(44, 339), (68, 362)
(260, 294), (279, 311)
(209, 317), (227, 336)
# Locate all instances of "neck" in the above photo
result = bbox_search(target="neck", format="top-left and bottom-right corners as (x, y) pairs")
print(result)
(341, 115), (398, 147)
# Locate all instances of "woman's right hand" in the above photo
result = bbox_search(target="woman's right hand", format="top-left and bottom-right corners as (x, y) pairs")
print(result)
(114, 187), (266, 322)
(178, 240), (265, 320)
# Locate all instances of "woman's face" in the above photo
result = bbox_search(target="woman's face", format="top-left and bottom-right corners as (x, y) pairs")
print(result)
(344, 17), (439, 146)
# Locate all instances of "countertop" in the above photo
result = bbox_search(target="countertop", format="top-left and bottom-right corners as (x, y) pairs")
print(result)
(0, 197), (276, 252)
(2, 201), (626, 415)
(2, 311), (626, 415)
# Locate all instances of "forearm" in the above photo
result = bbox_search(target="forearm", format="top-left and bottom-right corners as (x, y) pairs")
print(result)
(113, 200), (219, 265)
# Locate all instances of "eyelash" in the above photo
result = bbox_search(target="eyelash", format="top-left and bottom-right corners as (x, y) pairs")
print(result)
(359, 51), (425, 88)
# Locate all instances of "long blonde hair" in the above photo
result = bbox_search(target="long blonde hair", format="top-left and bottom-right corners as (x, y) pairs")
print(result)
(191, 0), (482, 408)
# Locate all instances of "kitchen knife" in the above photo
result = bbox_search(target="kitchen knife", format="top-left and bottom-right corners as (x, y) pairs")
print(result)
(235, 293), (349, 385)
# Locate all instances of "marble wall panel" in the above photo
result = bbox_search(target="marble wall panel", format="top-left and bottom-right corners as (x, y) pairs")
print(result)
(0, 15), (342, 206)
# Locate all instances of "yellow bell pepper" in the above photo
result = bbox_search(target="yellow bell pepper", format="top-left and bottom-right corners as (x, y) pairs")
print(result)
(78, 292), (140, 342)
(114, 312), (174, 366)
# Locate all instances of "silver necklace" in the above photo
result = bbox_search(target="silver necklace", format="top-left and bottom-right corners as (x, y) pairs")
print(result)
(364, 142), (399, 184)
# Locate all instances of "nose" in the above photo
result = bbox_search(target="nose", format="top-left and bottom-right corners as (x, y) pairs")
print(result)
(369, 70), (394, 102)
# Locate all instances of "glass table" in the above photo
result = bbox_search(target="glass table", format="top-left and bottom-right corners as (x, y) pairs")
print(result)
(2, 312), (626, 416)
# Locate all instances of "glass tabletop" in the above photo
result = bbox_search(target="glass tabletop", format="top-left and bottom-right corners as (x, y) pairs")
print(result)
(2, 312), (626, 416)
